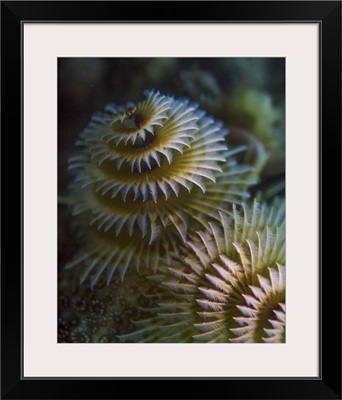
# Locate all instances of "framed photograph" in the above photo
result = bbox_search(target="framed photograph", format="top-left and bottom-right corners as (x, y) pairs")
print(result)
(1, 1), (341, 399)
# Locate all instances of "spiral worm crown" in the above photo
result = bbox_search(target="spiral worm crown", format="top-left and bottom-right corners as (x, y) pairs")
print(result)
(119, 199), (285, 343)
(67, 90), (256, 286)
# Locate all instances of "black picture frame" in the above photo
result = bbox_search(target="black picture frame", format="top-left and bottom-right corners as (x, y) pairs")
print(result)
(1, 1), (341, 399)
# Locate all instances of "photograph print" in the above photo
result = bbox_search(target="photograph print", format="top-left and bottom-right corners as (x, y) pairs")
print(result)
(58, 57), (285, 344)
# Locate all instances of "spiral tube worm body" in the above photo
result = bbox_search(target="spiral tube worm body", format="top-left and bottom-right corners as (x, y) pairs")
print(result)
(66, 90), (256, 287)
(119, 199), (285, 343)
